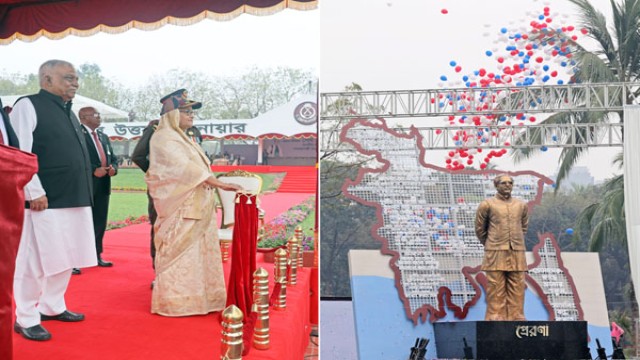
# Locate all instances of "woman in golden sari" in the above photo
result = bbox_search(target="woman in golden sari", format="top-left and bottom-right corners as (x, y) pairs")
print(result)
(145, 89), (241, 316)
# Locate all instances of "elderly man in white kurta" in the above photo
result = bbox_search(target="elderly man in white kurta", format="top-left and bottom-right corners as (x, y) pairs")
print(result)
(10, 60), (97, 342)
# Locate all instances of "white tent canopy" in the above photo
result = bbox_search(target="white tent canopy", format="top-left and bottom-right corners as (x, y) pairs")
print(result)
(100, 94), (318, 139)
(1, 94), (129, 121)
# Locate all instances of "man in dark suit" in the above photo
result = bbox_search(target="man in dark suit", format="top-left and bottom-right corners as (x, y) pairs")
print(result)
(79, 106), (118, 268)
(132, 119), (159, 275)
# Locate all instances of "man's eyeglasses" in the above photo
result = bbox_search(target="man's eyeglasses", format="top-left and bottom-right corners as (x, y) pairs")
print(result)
(179, 109), (196, 116)
(499, 181), (513, 185)
(84, 113), (100, 118)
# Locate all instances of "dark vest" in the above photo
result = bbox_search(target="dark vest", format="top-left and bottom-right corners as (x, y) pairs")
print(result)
(26, 89), (93, 208)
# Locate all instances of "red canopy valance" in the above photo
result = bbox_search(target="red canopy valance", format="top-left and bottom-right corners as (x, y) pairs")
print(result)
(0, 0), (317, 45)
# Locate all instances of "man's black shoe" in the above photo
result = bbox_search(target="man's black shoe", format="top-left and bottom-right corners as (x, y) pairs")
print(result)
(97, 258), (113, 267)
(14, 323), (51, 341)
(41, 310), (85, 322)
(72, 268), (81, 275)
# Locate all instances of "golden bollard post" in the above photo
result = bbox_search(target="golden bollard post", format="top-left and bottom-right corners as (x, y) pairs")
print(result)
(252, 267), (270, 350)
(274, 248), (287, 310)
(294, 225), (304, 268)
(221, 305), (244, 360)
(286, 236), (299, 286)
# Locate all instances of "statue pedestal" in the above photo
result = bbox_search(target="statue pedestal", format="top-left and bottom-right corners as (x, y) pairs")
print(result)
(434, 321), (589, 360)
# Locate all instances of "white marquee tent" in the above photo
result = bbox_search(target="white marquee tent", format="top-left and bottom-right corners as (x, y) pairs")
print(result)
(99, 94), (317, 140)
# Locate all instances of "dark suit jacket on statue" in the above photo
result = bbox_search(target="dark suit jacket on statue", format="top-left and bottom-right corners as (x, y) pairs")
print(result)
(81, 125), (118, 255)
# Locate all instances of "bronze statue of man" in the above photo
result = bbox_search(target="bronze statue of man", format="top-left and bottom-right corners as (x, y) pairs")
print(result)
(475, 174), (529, 321)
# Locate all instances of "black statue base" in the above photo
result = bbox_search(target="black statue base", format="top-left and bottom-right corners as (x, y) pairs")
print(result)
(434, 321), (589, 360)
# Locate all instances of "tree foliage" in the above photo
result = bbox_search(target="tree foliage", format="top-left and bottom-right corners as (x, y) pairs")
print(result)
(512, 0), (640, 189)
(320, 158), (379, 297)
(0, 63), (316, 122)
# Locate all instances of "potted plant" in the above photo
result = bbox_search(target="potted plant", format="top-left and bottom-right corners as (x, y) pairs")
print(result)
(257, 196), (316, 267)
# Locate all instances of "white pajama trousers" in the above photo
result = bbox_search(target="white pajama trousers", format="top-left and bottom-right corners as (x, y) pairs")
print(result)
(13, 208), (95, 328)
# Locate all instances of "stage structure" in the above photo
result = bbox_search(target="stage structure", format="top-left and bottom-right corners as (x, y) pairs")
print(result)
(320, 81), (640, 358)
(321, 82), (636, 149)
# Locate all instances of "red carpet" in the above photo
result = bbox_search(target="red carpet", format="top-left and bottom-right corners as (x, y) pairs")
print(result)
(13, 193), (313, 360)
(212, 165), (317, 194)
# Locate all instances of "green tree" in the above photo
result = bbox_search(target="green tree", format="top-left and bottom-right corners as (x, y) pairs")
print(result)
(76, 63), (126, 109)
(320, 159), (379, 297)
(0, 72), (39, 95)
(512, 0), (640, 188)
(126, 66), (315, 122)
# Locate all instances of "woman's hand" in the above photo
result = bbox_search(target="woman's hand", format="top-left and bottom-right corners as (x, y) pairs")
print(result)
(205, 176), (244, 192)
(222, 183), (243, 192)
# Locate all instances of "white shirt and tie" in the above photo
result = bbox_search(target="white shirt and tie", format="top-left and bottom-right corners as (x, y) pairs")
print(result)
(82, 123), (107, 167)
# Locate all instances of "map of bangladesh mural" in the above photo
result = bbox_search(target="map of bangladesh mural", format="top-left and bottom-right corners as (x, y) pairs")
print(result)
(340, 117), (584, 323)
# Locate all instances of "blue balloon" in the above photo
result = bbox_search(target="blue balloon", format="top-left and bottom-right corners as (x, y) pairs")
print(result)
(462, 75), (469, 81)
(566, 228), (574, 235)
(440, 75), (448, 81)
(449, 61), (457, 67)
(500, 27), (508, 34)
(541, 146), (548, 152)
(485, 50), (493, 56)
(551, 135), (558, 141)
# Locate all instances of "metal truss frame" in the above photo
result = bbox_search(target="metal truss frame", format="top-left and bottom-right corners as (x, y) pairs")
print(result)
(320, 82), (638, 149)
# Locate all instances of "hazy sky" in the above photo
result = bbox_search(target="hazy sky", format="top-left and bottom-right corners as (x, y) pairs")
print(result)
(320, 0), (621, 182)
(1, 9), (319, 88)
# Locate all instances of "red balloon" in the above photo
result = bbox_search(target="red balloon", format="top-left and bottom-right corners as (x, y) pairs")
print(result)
(441, 8), (448, 14)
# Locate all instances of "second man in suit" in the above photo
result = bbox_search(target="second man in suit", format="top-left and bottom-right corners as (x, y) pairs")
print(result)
(79, 106), (118, 268)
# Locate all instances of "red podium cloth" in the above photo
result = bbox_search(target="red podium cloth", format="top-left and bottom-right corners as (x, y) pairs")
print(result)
(225, 193), (259, 352)
(0, 144), (38, 360)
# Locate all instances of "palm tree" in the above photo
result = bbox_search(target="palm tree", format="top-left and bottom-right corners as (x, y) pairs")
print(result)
(511, 0), (640, 189)
(573, 152), (625, 250)
(509, 2), (639, 353)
